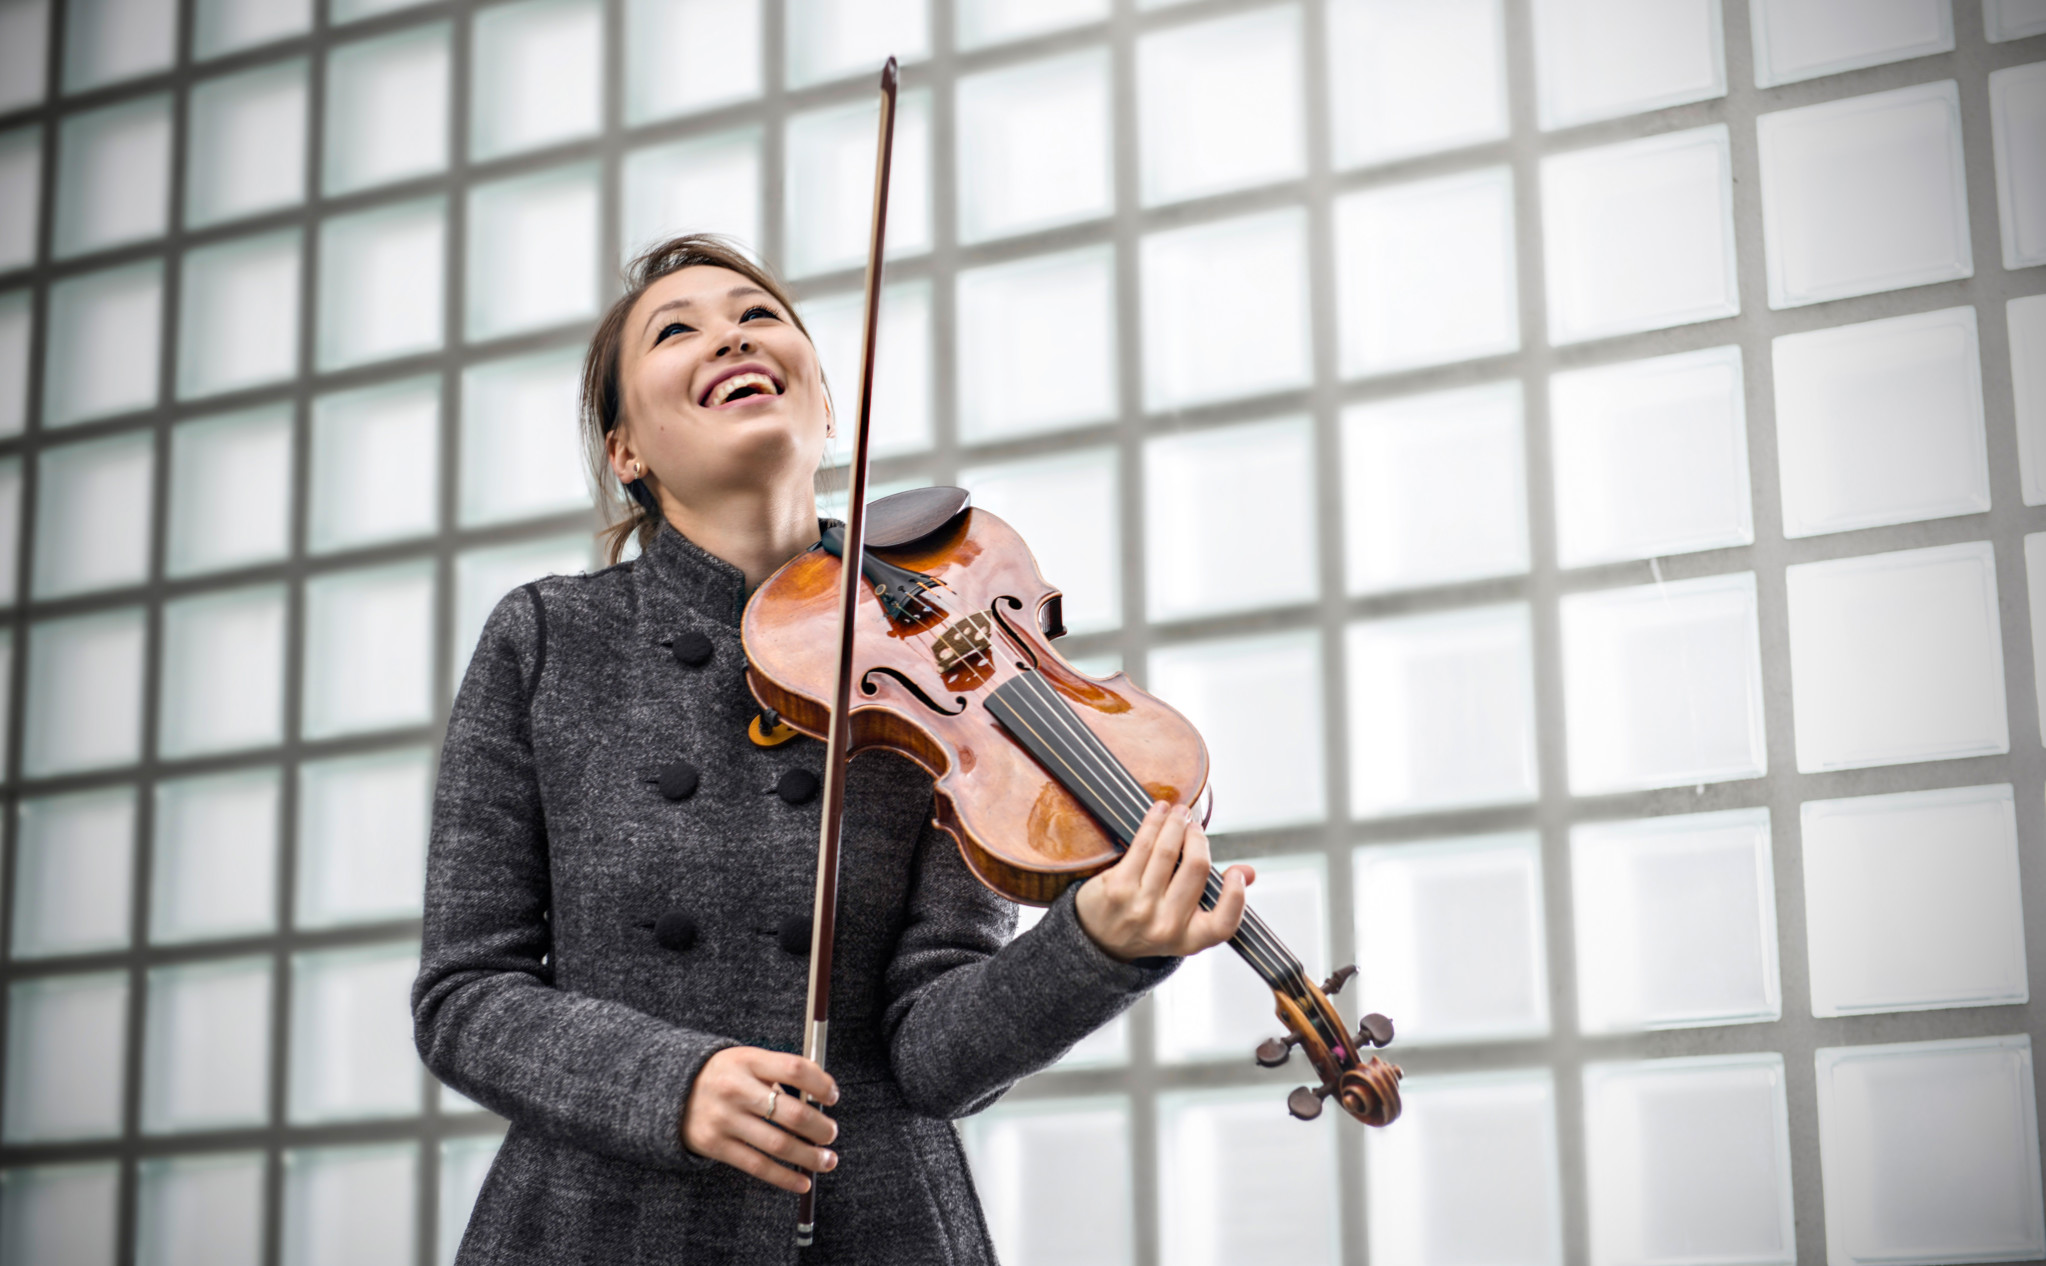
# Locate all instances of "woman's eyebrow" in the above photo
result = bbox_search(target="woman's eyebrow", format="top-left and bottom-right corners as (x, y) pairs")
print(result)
(641, 286), (771, 337)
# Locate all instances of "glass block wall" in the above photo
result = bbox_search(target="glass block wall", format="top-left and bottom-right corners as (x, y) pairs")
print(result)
(1, 0), (2043, 1264)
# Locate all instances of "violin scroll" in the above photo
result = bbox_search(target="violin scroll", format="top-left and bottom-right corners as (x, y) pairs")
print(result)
(1262, 965), (1403, 1127)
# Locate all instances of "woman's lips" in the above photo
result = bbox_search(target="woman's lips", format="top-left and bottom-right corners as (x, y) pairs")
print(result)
(699, 364), (785, 407)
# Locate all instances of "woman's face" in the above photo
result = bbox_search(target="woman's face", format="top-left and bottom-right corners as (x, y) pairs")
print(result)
(609, 264), (830, 507)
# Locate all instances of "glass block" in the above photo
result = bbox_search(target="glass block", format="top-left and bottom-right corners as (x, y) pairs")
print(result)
(152, 769), (280, 943)
(467, 165), (599, 341)
(1347, 606), (1538, 817)
(166, 406), (292, 578)
(1155, 856), (1325, 1063)
(195, 0), (308, 57)
(1143, 209), (1310, 410)
(61, 0), (176, 92)
(186, 59), (307, 227)
(787, 0), (929, 88)
(957, 50), (1112, 244)
(1148, 631), (1325, 834)
(785, 89), (931, 276)
(1988, 0), (2046, 40)
(960, 449), (1119, 635)
(0, 0), (50, 113)
(289, 946), (424, 1122)
(177, 230), (302, 399)
(1785, 541), (2008, 772)
(1532, 0), (1725, 130)
(3, 973), (127, 1142)
(1757, 82), (1971, 309)
(958, 0), (1105, 48)
(323, 24), (452, 195)
(298, 749), (431, 928)
(1354, 834), (1549, 1044)
(438, 1136), (503, 1266)
(302, 561), (436, 739)
(137, 1153), (264, 1266)
(1583, 1055), (1794, 1266)
(1751, 0), (1952, 86)
(1550, 346), (1751, 567)
(470, 0), (600, 161)
(806, 282), (932, 459)
(1138, 7), (1304, 207)
(1336, 169), (1519, 377)
(0, 126), (40, 270)
(1365, 1071), (1563, 1266)
(1803, 785), (2028, 1017)
(956, 248), (1114, 443)
(960, 1098), (1132, 1266)
(11, 788), (135, 958)
(159, 586), (286, 760)
(1560, 571), (1766, 795)
(54, 95), (171, 258)
(142, 957), (271, 1133)
(0, 291), (26, 437)
(24, 608), (145, 778)
(1775, 307), (1989, 538)
(459, 348), (589, 524)
(1572, 808), (1780, 1033)
(44, 262), (162, 426)
(454, 536), (590, 679)
(1341, 383), (1527, 594)
(1145, 418), (1317, 621)
(1541, 126), (1738, 344)
(0, 1164), (118, 1266)
(1159, 1088), (1338, 1266)
(0, 457), (18, 604)
(333, 0), (434, 19)
(1328, 0), (1508, 169)
(626, 0), (761, 123)
(316, 198), (446, 370)
(622, 129), (762, 261)
(283, 1145), (418, 1266)
(1991, 60), (2046, 270)
(2012, 296), (2046, 505)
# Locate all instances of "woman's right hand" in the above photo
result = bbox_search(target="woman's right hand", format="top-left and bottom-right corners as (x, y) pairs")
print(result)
(681, 1047), (840, 1192)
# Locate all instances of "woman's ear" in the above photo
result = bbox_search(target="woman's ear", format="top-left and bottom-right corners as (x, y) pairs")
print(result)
(604, 429), (640, 484)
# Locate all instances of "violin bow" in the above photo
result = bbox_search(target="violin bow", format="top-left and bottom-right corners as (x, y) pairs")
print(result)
(796, 54), (897, 1250)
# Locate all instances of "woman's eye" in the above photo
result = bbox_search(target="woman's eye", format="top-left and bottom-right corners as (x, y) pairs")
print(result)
(739, 305), (780, 323)
(653, 322), (692, 345)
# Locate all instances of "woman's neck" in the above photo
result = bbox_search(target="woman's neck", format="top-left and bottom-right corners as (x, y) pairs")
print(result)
(659, 483), (820, 592)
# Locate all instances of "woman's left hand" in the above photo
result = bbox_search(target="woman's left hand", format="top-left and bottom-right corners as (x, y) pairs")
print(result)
(1073, 801), (1253, 962)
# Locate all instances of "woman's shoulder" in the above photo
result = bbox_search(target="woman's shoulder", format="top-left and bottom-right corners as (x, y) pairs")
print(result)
(469, 558), (641, 682)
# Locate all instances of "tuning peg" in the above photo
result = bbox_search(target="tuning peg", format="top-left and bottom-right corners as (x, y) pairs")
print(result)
(1286, 1085), (1328, 1121)
(1356, 1012), (1395, 1048)
(1320, 964), (1357, 996)
(1254, 1034), (1298, 1068)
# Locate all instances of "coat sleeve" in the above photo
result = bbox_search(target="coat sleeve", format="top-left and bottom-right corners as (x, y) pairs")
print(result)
(881, 819), (1176, 1119)
(412, 588), (736, 1172)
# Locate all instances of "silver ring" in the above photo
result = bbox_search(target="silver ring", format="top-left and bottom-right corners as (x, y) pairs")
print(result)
(763, 1089), (779, 1122)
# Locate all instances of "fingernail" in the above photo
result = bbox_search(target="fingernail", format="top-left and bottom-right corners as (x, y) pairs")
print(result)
(823, 1150), (838, 1170)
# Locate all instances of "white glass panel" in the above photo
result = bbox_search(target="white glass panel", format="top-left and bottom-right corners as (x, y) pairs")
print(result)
(43, 261), (162, 426)
(957, 249), (1115, 443)
(2013, 297), (2046, 504)
(1572, 809), (1780, 1032)
(186, 60), (306, 227)
(142, 958), (271, 1133)
(438, 1136), (502, 1266)
(806, 282), (932, 459)
(467, 165), (599, 341)
(961, 449), (1119, 634)
(1561, 572), (1766, 795)
(785, 90), (931, 276)
(55, 95), (170, 257)
(622, 129), (761, 260)
(323, 24), (451, 195)
(1158, 1089), (1337, 1266)
(0, 1164), (118, 1266)
(62, 0), (176, 90)
(470, 0), (600, 160)
(333, 0), (434, 19)
(298, 749), (432, 928)
(958, 0), (1104, 48)
(1751, 0), (1952, 86)
(1541, 126), (1738, 343)
(1, 630), (17, 780)
(1146, 419), (1316, 621)
(282, 1145), (418, 1266)
(289, 947), (423, 1122)
(1348, 606), (1538, 817)
(1803, 785), (2028, 1017)
(0, 291), (29, 435)
(137, 1153), (264, 1266)
(1155, 857), (1324, 1063)
(11, 788), (135, 958)
(311, 377), (441, 553)
(787, 0), (928, 88)
(1551, 346), (1751, 567)
(1774, 307), (1989, 537)
(626, 0), (761, 122)
(1757, 82), (1971, 308)
(195, 0), (308, 56)
(1355, 835), (1549, 1044)
(454, 536), (590, 679)
(0, 0), (51, 113)
(317, 198), (445, 371)
(1532, 0), (1725, 130)
(1991, 60), (2046, 270)
(1583, 1055), (1794, 1266)
(167, 405), (293, 577)
(1138, 7), (1304, 206)
(1148, 631), (1324, 833)
(0, 126), (41, 270)
(159, 586), (286, 759)
(1786, 542), (2008, 771)
(24, 609), (145, 778)
(1366, 1071), (1563, 1266)
(960, 1098), (1132, 1266)
(957, 50), (1112, 243)
(152, 769), (279, 943)
(460, 347), (592, 524)
(177, 230), (301, 399)
(1329, 0), (1507, 169)
(0, 457), (18, 604)
(1336, 170), (1519, 377)
(3, 973), (127, 1142)
(32, 429), (153, 598)
(302, 561), (435, 739)
(1143, 209), (1309, 410)
(1988, 0), (2046, 39)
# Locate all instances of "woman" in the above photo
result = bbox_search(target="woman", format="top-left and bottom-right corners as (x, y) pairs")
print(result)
(413, 234), (1255, 1265)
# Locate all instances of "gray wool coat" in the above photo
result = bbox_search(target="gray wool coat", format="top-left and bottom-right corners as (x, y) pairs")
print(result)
(413, 522), (1173, 1266)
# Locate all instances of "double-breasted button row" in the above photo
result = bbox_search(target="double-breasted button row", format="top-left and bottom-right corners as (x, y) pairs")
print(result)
(647, 762), (819, 803)
(645, 908), (812, 958)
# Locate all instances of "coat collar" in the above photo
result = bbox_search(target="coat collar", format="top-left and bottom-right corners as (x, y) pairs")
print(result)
(635, 522), (751, 629)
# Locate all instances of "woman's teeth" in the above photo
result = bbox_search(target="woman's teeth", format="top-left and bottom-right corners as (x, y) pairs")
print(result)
(708, 372), (779, 406)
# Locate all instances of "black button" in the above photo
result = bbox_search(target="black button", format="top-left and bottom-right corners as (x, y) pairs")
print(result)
(776, 769), (820, 804)
(658, 761), (700, 801)
(671, 630), (714, 668)
(654, 910), (697, 953)
(778, 914), (813, 956)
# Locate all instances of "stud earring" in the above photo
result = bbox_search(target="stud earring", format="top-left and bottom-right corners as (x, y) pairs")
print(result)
(631, 461), (642, 478)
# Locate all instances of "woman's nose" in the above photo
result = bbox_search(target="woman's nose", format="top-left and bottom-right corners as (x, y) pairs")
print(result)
(714, 331), (753, 358)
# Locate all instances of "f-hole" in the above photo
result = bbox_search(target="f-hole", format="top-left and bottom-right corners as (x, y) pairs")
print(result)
(988, 596), (1042, 670)
(861, 666), (968, 716)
